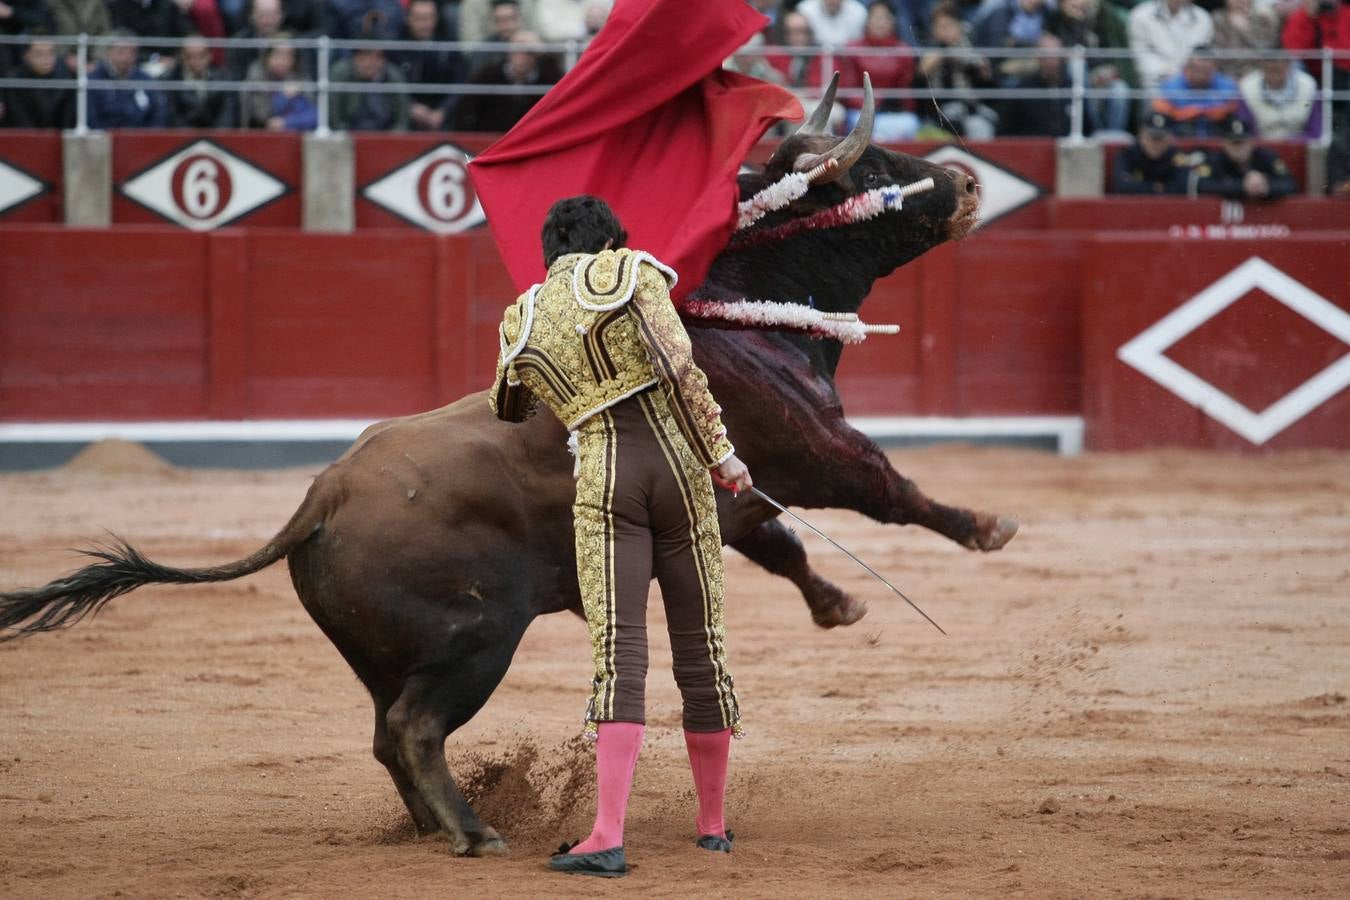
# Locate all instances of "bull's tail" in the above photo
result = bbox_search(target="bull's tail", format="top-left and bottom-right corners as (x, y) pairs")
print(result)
(0, 490), (323, 644)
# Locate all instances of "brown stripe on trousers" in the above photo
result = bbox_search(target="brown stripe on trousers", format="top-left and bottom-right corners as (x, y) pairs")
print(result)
(573, 388), (739, 732)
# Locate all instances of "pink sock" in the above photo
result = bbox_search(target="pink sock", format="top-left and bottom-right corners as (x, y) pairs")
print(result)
(569, 722), (644, 854)
(684, 727), (732, 837)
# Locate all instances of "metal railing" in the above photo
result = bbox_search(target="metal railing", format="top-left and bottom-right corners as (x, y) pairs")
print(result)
(0, 34), (1344, 144)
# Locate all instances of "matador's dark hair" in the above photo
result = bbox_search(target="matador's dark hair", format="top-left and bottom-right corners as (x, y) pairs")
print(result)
(541, 195), (628, 267)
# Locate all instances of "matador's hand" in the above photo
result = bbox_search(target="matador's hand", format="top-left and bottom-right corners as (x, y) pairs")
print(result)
(712, 455), (753, 497)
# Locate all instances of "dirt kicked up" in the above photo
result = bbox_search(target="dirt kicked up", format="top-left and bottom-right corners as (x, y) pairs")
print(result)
(1, 442), (1348, 898)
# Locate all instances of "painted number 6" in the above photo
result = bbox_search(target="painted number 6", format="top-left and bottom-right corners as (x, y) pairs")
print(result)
(182, 158), (221, 219)
(423, 161), (465, 222)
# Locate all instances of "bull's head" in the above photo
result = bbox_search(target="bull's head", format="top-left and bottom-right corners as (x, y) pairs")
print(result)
(702, 73), (980, 329)
(767, 72), (979, 245)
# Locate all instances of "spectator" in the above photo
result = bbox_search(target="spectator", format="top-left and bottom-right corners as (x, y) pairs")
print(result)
(750, 0), (782, 31)
(919, 3), (998, 138)
(1195, 115), (1296, 198)
(216, 0), (248, 33)
(168, 33), (233, 127)
(330, 41), (410, 130)
(0, 0), (54, 73)
(1281, 0), (1350, 101)
(1211, 0), (1278, 78)
(767, 10), (826, 91)
(1153, 48), (1239, 135)
(88, 31), (169, 127)
(227, 0), (287, 79)
(452, 29), (561, 131)
(726, 32), (785, 85)
(534, 0), (591, 41)
(1128, 0), (1214, 90)
(999, 33), (1073, 135)
(1238, 55), (1320, 138)
(460, 0), (530, 44)
(973, 0), (1049, 50)
(796, 0), (868, 46)
(169, 0), (228, 69)
(1112, 111), (1194, 192)
(240, 38), (317, 129)
(390, 0), (464, 131)
(2, 37), (76, 128)
(1049, 0), (1134, 134)
(582, 0), (609, 38)
(840, 2), (918, 140)
(47, 0), (113, 49)
(326, 0), (403, 40)
(463, 0), (525, 67)
(276, 0), (326, 34)
(218, 0), (324, 35)
(107, 0), (188, 62)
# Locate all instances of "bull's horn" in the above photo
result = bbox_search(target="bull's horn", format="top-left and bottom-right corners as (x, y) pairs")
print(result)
(828, 72), (874, 171)
(793, 71), (839, 137)
(791, 73), (875, 182)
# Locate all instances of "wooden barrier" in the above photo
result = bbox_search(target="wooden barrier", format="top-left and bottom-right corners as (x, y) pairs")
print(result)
(1, 127), (1346, 449)
(0, 226), (1088, 423)
(1082, 236), (1350, 451)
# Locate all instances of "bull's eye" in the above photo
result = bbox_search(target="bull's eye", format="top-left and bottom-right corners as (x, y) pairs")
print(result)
(863, 171), (882, 189)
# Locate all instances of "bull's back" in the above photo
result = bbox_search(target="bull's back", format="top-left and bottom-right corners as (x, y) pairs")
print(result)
(287, 393), (582, 670)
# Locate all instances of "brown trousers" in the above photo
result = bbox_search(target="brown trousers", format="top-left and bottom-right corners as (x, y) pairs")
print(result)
(573, 388), (739, 734)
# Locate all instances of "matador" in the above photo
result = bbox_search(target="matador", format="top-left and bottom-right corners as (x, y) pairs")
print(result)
(490, 195), (752, 878)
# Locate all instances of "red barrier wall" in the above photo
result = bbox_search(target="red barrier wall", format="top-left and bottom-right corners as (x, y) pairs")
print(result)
(0, 131), (63, 223)
(2, 201), (1346, 450)
(0, 226), (210, 418)
(1083, 235), (1350, 451)
(1051, 197), (1348, 231)
(0, 225), (1087, 423)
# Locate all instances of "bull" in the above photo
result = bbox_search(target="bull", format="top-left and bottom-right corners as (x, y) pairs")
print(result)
(0, 84), (1014, 857)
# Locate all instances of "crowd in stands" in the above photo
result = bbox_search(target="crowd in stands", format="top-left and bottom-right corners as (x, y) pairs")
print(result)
(0, 0), (594, 129)
(0, 0), (1345, 192)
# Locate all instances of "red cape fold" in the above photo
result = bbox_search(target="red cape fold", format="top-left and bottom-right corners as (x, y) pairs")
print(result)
(467, 0), (802, 301)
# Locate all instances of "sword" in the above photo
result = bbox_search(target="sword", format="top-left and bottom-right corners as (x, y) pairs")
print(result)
(748, 487), (948, 637)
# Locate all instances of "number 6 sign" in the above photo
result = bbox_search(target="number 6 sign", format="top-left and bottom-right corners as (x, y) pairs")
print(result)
(362, 143), (486, 234)
(120, 139), (288, 231)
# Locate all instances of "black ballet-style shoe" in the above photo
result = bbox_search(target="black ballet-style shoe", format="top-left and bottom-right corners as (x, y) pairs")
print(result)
(547, 841), (629, 877)
(695, 829), (734, 853)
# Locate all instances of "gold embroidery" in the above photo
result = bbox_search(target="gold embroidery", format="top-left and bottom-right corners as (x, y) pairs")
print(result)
(573, 407), (619, 725)
(489, 249), (675, 428)
(638, 391), (739, 728)
(628, 264), (735, 467)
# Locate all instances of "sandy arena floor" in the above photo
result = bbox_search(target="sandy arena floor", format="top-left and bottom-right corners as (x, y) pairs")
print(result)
(1, 442), (1348, 898)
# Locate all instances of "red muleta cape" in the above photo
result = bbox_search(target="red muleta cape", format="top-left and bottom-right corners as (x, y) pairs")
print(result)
(467, 0), (802, 302)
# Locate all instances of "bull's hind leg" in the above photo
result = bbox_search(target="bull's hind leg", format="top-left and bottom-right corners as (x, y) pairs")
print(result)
(385, 650), (516, 858)
(732, 519), (867, 628)
(784, 422), (1018, 552)
(372, 696), (440, 835)
(882, 472), (1018, 551)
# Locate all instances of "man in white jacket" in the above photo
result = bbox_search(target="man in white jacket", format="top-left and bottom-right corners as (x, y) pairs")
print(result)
(797, 0), (868, 47)
(1128, 0), (1214, 90)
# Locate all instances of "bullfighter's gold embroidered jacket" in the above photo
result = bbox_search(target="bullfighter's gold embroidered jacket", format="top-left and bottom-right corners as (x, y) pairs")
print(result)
(490, 248), (735, 468)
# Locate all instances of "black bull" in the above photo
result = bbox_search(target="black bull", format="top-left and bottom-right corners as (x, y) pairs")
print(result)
(0, 135), (1016, 857)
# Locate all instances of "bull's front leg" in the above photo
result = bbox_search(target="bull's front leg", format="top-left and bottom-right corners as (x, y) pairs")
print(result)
(729, 518), (868, 628)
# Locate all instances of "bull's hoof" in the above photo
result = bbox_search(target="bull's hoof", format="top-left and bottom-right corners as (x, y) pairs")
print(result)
(808, 577), (868, 629)
(967, 515), (1019, 552)
(468, 829), (510, 858)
